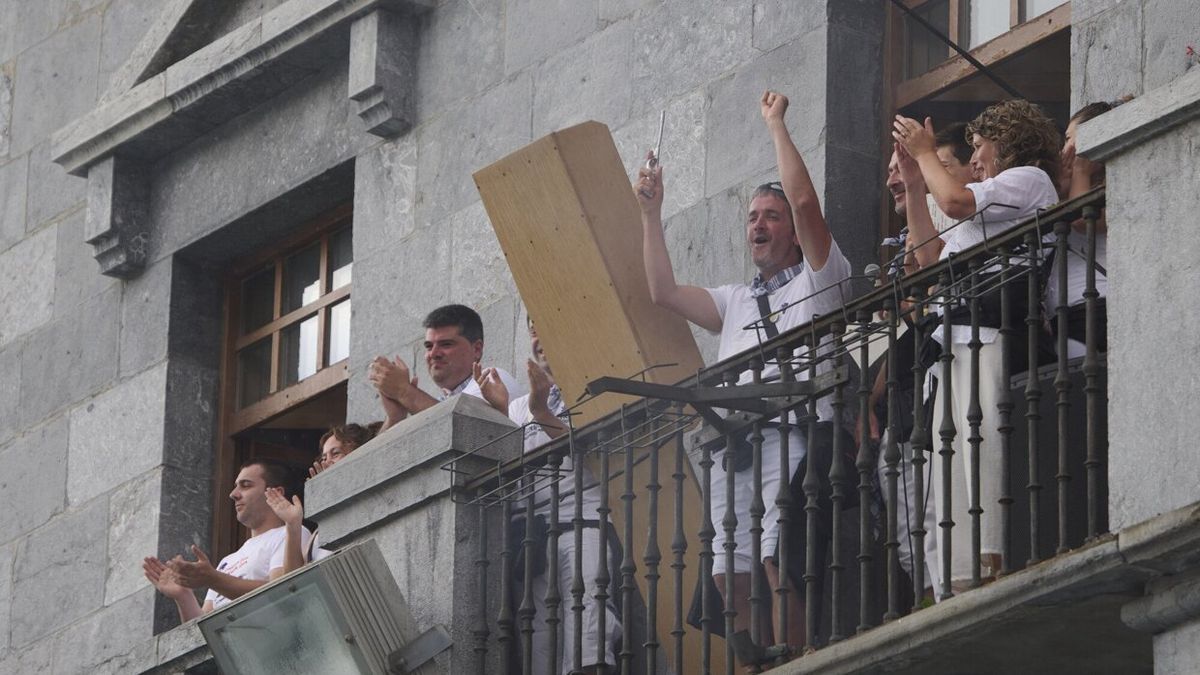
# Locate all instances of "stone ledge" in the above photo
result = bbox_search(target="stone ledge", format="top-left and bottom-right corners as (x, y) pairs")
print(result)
(771, 499), (1200, 674)
(305, 394), (520, 547)
(1077, 65), (1200, 162)
(51, 0), (433, 177)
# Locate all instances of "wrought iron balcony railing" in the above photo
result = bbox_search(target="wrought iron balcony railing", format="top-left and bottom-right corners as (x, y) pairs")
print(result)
(449, 187), (1108, 674)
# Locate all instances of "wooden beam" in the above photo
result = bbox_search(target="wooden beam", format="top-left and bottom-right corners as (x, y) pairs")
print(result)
(895, 1), (1070, 108)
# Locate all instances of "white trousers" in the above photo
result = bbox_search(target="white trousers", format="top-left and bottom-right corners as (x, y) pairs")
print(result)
(876, 429), (941, 596)
(709, 429), (808, 576)
(528, 525), (621, 674)
(929, 339), (1007, 586)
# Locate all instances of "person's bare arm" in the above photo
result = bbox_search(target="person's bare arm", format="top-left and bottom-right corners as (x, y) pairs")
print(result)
(1062, 140), (1108, 234)
(895, 142), (944, 268)
(762, 91), (833, 271)
(635, 158), (722, 332)
(144, 556), (204, 622)
(169, 546), (267, 601)
(526, 359), (566, 440)
(266, 488), (307, 576)
(370, 356), (438, 428)
(894, 116), (977, 220)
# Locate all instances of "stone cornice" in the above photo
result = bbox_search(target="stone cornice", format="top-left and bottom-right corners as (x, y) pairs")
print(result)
(1078, 65), (1200, 162)
(51, 0), (432, 177)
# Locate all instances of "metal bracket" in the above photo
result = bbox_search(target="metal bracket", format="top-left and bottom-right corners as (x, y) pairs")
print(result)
(585, 366), (849, 438)
(387, 625), (452, 674)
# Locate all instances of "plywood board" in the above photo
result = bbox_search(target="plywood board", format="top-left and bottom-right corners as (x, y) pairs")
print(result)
(475, 121), (725, 673)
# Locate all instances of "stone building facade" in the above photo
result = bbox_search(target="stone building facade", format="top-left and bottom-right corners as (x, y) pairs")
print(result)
(0, 0), (1198, 673)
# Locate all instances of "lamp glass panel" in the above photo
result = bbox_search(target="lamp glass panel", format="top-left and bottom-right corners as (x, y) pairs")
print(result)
(216, 583), (364, 675)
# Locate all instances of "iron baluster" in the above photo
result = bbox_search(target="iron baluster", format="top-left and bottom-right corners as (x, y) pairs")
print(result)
(644, 411), (664, 675)
(595, 432), (612, 672)
(883, 302), (902, 620)
(828, 322), (849, 642)
(1053, 220), (1073, 555)
(802, 336), (822, 648)
(1025, 229), (1043, 566)
(1082, 205), (1103, 540)
(748, 358), (767, 647)
(545, 450), (563, 674)
(937, 271), (957, 602)
(722, 369), (739, 673)
(620, 409), (637, 675)
(499, 496), (515, 674)
(774, 346), (794, 657)
(519, 480), (536, 674)
(966, 259), (984, 589)
(855, 309), (875, 632)
(909, 286), (930, 608)
(671, 418), (688, 671)
(996, 247), (1015, 575)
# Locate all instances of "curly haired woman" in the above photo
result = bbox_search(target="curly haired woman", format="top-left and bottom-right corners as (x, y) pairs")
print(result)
(892, 99), (1061, 596)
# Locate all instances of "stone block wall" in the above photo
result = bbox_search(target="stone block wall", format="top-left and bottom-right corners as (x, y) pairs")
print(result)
(1071, 1), (1200, 531)
(0, 0), (884, 671)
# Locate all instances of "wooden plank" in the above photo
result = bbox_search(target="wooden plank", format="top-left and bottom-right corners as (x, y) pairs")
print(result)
(895, 1), (1070, 108)
(231, 361), (350, 433)
(474, 122), (722, 674)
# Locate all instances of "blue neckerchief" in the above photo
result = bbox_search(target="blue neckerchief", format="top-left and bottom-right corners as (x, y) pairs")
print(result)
(749, 262), (805, 297)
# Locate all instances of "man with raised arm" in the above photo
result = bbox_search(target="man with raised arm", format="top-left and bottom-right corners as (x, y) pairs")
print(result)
(636, 91), (851, 652)
(142, 459), (309, 622)
(368, 304), (521, 431)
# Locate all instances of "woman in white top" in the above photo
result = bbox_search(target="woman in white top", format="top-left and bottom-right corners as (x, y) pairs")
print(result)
(893, 100), (1062, 593)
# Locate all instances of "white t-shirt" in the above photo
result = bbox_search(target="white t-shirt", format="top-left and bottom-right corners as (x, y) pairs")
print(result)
(1044, 229), (1108, 314)
(443, 367), (526, 404)
(508, 391), (603, 520)
(706, 238), (852, 420)
(939, 165), (1059, 259)
(935, 166), (1059, 346)
(205, 525), (310, 608)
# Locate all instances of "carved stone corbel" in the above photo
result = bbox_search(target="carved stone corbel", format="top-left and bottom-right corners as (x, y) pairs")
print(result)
(348, 9), (417, 138)
(86, 156), (150, 279)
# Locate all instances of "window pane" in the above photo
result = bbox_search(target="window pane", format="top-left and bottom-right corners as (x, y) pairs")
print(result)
(967, 0), (1009, 48)
(282, 243), (321, 314)
(329, 228), (353, 292)
(326, 299), (351, 365)
(904, 0), (951, 79)
(279, 314), (319, 388)
(1023, 0), (1065, 21)
(240, 266), (275, 334)
(237, 338), (272, 409)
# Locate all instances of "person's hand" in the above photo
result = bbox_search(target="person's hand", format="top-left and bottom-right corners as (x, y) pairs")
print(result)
(266, 487), (304, 528)
(526, 358), (553, 415)
(308, 456), (328, 478)
(1058, 138), (1076, 197)
(895, 142), (926, 191)
(893, 115), (937, 159)
(368, 356), (412, 403)
(474, 362), (509, 414)
(167, 546), (217, 589)
(760, 90), (788, 124)
(635, 157), (663, 213)
(144, 556), (191, 600)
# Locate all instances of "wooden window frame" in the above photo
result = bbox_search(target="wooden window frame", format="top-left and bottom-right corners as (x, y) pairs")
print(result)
(211, 203), (353, 557)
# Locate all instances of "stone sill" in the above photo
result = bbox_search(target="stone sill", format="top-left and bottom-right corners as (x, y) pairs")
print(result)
(136, 621), (213, 675)
(1078, 65), (1200, 162)
(50, 0), (432, 177)
(770, 501), (1200, 674)
(305, 393), (520, 547)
